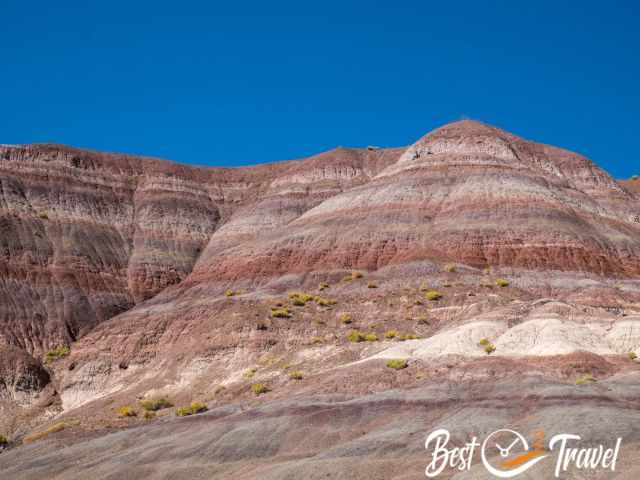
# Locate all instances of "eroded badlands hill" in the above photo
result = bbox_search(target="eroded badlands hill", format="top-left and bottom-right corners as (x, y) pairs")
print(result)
(1, 121), (640, 479)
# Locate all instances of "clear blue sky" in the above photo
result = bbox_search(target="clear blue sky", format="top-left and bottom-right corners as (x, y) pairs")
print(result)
(2, 1), (638, 178)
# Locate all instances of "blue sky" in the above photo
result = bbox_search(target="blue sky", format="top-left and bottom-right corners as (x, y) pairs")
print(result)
(2, 1), (638, 178)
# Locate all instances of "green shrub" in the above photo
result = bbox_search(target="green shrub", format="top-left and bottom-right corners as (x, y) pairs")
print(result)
(252, 383), (270, 396)
(225, 289), (235, 297)
(289, 371), (304, 380)
(424, 290), (443, 301)
(289, 292), (314, 304)
(0, 435), (8, 445)
(575, 374), (596, 385)
(314, 296), (336, 307)
(271, 308), (292, 318)
(340, 313), (353, 324)
(22, 421), (74, 444)
(478, 338), (490, 346)
(629, 352), (637, 361)
(484, 344), (496, 354)
(384, 330), (399, 339)
(495, 278), (510, 288)
(400, 333), (419, 340)
(140, 397), (173, 411)
(176, 402), (208, 416)
(117, 406), (137, 417)
(347, 330), (366, 343)
(45, 345), (70, 363)
(364, 333), (378, 342)
(386, 359), (408, 370)
(291, 298), (306, 306)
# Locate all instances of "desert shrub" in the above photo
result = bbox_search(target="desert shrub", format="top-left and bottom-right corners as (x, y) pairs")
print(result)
(0, 435), (7, 445)
(289, 371), (304, 380)
(271, 308), (292, 318)
(339, 313), (353, 324)
(575, 374), (596, 385)
(225, 290), (235, 297)
(400, 333), (419, 340)
(176, 402), (208, 416)
(414, 299), (423, 305)
(342, 275), (353, 282)
(38, 212), (49, 220)
(143, 411), (156, 420)
(495, 278), (510, 288)
(292, 297), (306, 306)
(364, 333), (379, 342)
(347, 330), (366, 343)
(367, 282), (378, 288)
(352, 271), (363, 279)
(386, 359), (408, 370)
(424, 290), (442, 301)
(22, 421), (74, 444)
(478, 338), (490, 346)
(484, 344), (496, 354)
(252, 383), (270, 395)
(117, 406), (137, 417)
(289, 292), (314, 304)
(140, 397), (173, 411)
(384, 329), (399, 339)
(314, 296), (336, 307)
(629, 352), (637, 361)
(45, 345), (70, 363)
(243, 368), (257, 379)
(444, 264), (457, 273)
(319, 282), (330, 291)
(310, 336), (324, 344)
(443, 283), (452, 288)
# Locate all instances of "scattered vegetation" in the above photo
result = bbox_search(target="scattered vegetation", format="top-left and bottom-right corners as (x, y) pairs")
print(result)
(478, 338), (491, 346)
(271, 308), (292, 318)
(23, 421), (74, 444)
(339, 313), (353, 324)
(629, 352), (638, 361)
(399, 333), (419, 341)
(38, 212), (49, 220)
(140, 397), (173, 411)
(347, 330), (366, 343)
(484, 344), (496, 354)
(252, 383), (270, 396)
(176, 402), (208, 416)
(117, 406), (137, 417)
(288, 371), (304, 380)
(310, 336), (324, 344)
(319, 282), (330, 291)
(143, 411), (156, 420)
(419, 282), (430, 292)
(289, 292), (314, 305)
(364, 333), (379, 342)
(424, 290), (443, 301)
(386, 359), (408, 370)
(367, 282), (378, 288)
(384, 329), (399, 339)
(575, 374), (597, 385)
(0, 435), (8, 445)
(225, 289), (235, 297)
(45, 345), (70, 363)
(444, 264), (457, 273)
(495, 278), (510, 288)
(314, 296), (337, 307)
